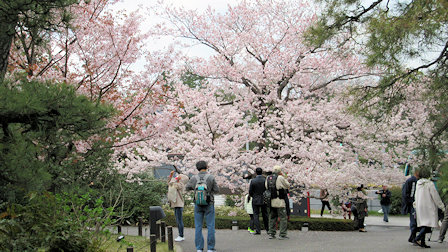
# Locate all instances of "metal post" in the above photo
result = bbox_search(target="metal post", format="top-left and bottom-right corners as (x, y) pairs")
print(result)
(167, 226), (174, 251)
(150, 234), (157, 252)
(161, 221), (166, 242)
(156, 222), (161, 240)
(138, 217), (143, 236)
(117, 225), (121, 234)
(127, 248), (133, 252)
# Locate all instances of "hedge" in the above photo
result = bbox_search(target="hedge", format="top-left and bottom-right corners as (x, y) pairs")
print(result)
(162, 214), (355, 231)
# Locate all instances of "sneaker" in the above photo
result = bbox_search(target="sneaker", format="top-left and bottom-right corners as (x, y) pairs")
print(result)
(174, 236), (185, 242)
(207, 250), (216, 252)
(278, 236), (289, 240)
(254, 232), (261, 235)
(197, 250), (203, 252)
(269, 235), (276, 239)
(438, 239), (444, 243)
(248, 228), (255, 233)
(359, 228), (367, 232)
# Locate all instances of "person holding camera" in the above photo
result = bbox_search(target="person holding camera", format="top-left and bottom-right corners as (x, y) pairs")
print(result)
(376, 185), (392, 222)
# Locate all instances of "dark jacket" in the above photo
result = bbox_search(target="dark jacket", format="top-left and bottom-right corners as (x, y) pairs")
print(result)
(249, 175), (266, 206)
(401, 175), (418, 214)
(377, 189), (392, 205)
(186, 171), (219, 203)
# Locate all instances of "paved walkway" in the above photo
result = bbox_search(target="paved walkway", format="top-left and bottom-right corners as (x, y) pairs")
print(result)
(174, 216), (448, 252)
(110, 215), (448, 252)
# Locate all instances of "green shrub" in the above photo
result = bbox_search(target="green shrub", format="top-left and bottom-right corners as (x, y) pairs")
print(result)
(162, 213), (354, 231)
(0, 191), (113, 251)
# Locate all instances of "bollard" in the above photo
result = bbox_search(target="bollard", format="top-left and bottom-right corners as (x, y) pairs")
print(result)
(138, 217), (143, 236)
(150, 234), (157, 252)
(167, 226), (174, 251)
(156, 222), (161, 240)
(161, 221), (166, 242)
(232, 220), (239, 231)
(127, 248), (133, 252)
(302, 222), (309, 232)
(118, 225), (121, 234)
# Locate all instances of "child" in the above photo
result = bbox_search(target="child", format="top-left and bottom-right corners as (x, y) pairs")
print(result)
(244, 194), (255, 234)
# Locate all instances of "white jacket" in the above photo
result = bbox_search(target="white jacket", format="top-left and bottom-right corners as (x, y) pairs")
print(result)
(414, 178), (445, 228)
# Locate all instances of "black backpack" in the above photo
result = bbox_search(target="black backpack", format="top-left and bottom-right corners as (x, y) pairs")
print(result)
(263, 174), (278, 205)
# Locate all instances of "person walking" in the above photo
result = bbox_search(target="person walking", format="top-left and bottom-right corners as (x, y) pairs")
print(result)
(376, 185), (392, 222)
(266, 165), (290, 240)
(244, 194), (255, 234)
(320, 188), (332, 216)
(249, 167), (269, 235)
(413, 169), (445, 248)
(402, 169), (420, 242)
(185, 161), (219, 252)
(167, 170), (189, 242)
(438, 203), (448, 243)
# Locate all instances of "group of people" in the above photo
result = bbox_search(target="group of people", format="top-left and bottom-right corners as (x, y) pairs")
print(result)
(166, 162), (291, 251)
(402, 168), (447, 248)
(166, 161), (448, 251)
(245, 166), (291, 239)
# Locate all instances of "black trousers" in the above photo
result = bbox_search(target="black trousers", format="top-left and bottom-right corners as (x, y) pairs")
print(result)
(252, 203), (269, 234)
(321, 201), (332, 216)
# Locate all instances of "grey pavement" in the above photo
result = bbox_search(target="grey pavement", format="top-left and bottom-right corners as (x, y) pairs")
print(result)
(109, 216), (448, 252)
(174, 216), (448, 252)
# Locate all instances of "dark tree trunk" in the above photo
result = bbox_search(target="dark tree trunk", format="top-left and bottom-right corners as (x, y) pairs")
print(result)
(0, 14), (17, 81)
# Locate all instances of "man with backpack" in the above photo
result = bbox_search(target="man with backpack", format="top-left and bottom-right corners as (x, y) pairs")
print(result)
(249, 167), (269, 235)
(265, 165), (290, 240)
(186, 161), (219, 252)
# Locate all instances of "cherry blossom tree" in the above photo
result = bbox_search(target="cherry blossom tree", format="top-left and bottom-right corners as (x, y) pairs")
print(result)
(7, 0), (181, 174)
(136, 0), (430, 193)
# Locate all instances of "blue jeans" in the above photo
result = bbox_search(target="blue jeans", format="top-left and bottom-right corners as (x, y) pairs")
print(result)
(381, 204), (391, 222)
(194, 204), (215, 251)
(174, 207), (184, 237)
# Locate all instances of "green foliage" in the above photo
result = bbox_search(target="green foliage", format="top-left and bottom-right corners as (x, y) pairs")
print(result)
(0, 0), (80, 79)
(163, 213), (354, 231)
(225, 195), (237, 207)
(0, 79), (115, 205)
(388, 187), (403, 215)
(115, 172), (167, 224)
(0, 191), (113, 251)
(437, 160), (448, 202)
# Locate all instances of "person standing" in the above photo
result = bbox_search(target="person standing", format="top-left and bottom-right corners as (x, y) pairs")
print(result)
(402, 169), (420, 242)
(320, 188), (332, 216)
(352, 185), (368, 232)
(249, 167), (269, 235)
(167, 170), (189, 242)
(376, 185), (392, 222)
(185, 161), (219, 252)
(266, 165), (290, 240)
(244, 194), (255, 234)
(413, 169), (445, 248)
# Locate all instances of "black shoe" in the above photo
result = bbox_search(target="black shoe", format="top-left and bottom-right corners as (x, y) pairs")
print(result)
(408, 236), (415, 243)
(254, 232), (261, 235)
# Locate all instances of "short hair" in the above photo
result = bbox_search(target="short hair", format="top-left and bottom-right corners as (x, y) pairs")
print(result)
(419, 167), (431, 179)
(255, 167), (263, 175)
(196, 160), (208, 171)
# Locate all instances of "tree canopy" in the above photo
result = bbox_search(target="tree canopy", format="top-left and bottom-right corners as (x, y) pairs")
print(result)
(307, 0), (448, 168)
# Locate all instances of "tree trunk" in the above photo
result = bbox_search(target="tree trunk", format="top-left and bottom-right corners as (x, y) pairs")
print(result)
(0, 15), (17, 81)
